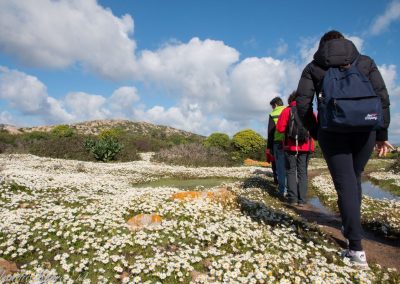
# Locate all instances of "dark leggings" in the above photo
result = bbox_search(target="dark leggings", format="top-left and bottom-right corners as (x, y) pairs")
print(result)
(318, 130), (376, 251)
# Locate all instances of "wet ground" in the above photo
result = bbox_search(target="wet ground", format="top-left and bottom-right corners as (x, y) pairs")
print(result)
(362, 180), (400, 201)
(301, 170), (400, 270)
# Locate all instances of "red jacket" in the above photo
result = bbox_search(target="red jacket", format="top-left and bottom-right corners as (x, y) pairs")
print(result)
(276, 101), (315, 152)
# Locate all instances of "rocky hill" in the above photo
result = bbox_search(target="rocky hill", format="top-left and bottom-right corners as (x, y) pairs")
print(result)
(0, 120), (204, 139)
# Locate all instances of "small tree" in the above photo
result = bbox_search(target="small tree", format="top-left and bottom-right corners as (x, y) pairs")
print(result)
(232, 129), (266, 160)
(204, 132), (230, 150)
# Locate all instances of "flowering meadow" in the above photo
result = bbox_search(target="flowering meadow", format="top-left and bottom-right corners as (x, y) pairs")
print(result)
(0, 154), (399, 283)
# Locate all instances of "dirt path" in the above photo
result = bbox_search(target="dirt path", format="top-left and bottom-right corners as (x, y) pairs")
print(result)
(294, 170), (400, 270)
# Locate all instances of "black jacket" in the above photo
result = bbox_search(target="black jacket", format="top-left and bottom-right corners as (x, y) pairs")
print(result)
(296, 38), (390, 141)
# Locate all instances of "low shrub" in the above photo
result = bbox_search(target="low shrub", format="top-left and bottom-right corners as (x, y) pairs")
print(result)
(29, 135), (94, 161)
(51, 125), (75, 137)
(152, 143), (238, 167)
(204, 132), (230, 150)
(0, 130), (18, 146)
(21, 131), (50, 141)
(232, 129), (266, 161)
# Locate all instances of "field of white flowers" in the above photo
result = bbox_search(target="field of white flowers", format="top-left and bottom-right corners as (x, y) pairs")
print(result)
(0, 154), (399, 283)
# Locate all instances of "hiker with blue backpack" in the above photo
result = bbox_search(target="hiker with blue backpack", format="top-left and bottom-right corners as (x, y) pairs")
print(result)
(296, 30), (393, 268)
(276, 91), (315, 207)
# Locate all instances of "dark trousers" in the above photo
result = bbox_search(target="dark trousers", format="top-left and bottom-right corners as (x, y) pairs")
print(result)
(285, 151), (310, 204)
(318, 130), (376, 251)
(271, 160), (278, 184)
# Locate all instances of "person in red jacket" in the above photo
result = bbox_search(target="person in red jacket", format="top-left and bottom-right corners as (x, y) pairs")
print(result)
(276, 91), (315, 206)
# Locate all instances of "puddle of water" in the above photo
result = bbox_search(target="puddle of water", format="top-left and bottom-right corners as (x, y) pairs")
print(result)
(308, 196), (334, 215)
(362, 180), (400, 201)
(132, 178), (239, 190)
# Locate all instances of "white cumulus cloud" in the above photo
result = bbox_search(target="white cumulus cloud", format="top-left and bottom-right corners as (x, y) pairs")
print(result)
(63, 92), (110, 121)
(108, 86), (140, 117)
(138, 37), (239, 111)
(0, 66), (73, 123)
(0, 0), (137, 80)
(370, 1), (400, 35)
(379, 64), (400, 98)
(0, 111), (14, 125)
(227, 57), (301, 121)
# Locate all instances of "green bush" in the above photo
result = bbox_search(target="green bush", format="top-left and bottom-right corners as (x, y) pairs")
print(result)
(167, 134), (189, 146)
(84, 136), (123, 162)
(152, 143), (238, 167)
(51, 125), (75, 137)
(204, 132), (230, 150)
(232, 129), (266, 160)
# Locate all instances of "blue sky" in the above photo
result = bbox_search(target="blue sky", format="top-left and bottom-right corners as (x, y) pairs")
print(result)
(0, 0), (400, 142)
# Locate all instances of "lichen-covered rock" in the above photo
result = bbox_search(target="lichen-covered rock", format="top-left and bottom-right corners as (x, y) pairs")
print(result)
(126, 214), (162, 231)
(244, 158), (269, 167)
(0, 258), (18, 275)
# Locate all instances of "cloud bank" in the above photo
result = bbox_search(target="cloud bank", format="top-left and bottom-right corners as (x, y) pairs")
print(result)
(0, 0), (399, 140)
(0, 0), (137, 80)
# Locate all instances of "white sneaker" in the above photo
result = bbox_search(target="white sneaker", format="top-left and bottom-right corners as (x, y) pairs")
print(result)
(341, 249), (369, 269)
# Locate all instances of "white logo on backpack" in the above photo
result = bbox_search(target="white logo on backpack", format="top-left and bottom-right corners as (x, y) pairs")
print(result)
(364, 113), (378, 121)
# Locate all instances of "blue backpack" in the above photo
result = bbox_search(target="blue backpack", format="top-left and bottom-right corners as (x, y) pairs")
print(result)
(318, 57), (383, 132)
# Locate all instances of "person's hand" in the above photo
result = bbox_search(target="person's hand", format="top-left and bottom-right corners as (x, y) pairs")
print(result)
(375, 141), (395, 157)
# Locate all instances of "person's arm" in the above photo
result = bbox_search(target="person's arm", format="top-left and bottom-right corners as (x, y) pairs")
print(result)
(276, 108), (289, 133)
(267, 114), (275, 150)
(296, 63), (318, 139)
(367, 57), (391, 141)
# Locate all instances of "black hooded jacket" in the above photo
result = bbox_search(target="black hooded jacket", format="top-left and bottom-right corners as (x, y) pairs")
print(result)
(296, 38), (390, 141)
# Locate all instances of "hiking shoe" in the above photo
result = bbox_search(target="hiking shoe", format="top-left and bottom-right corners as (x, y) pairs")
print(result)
(297, 202), (305, 207)
(341, 249), (369, 269)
